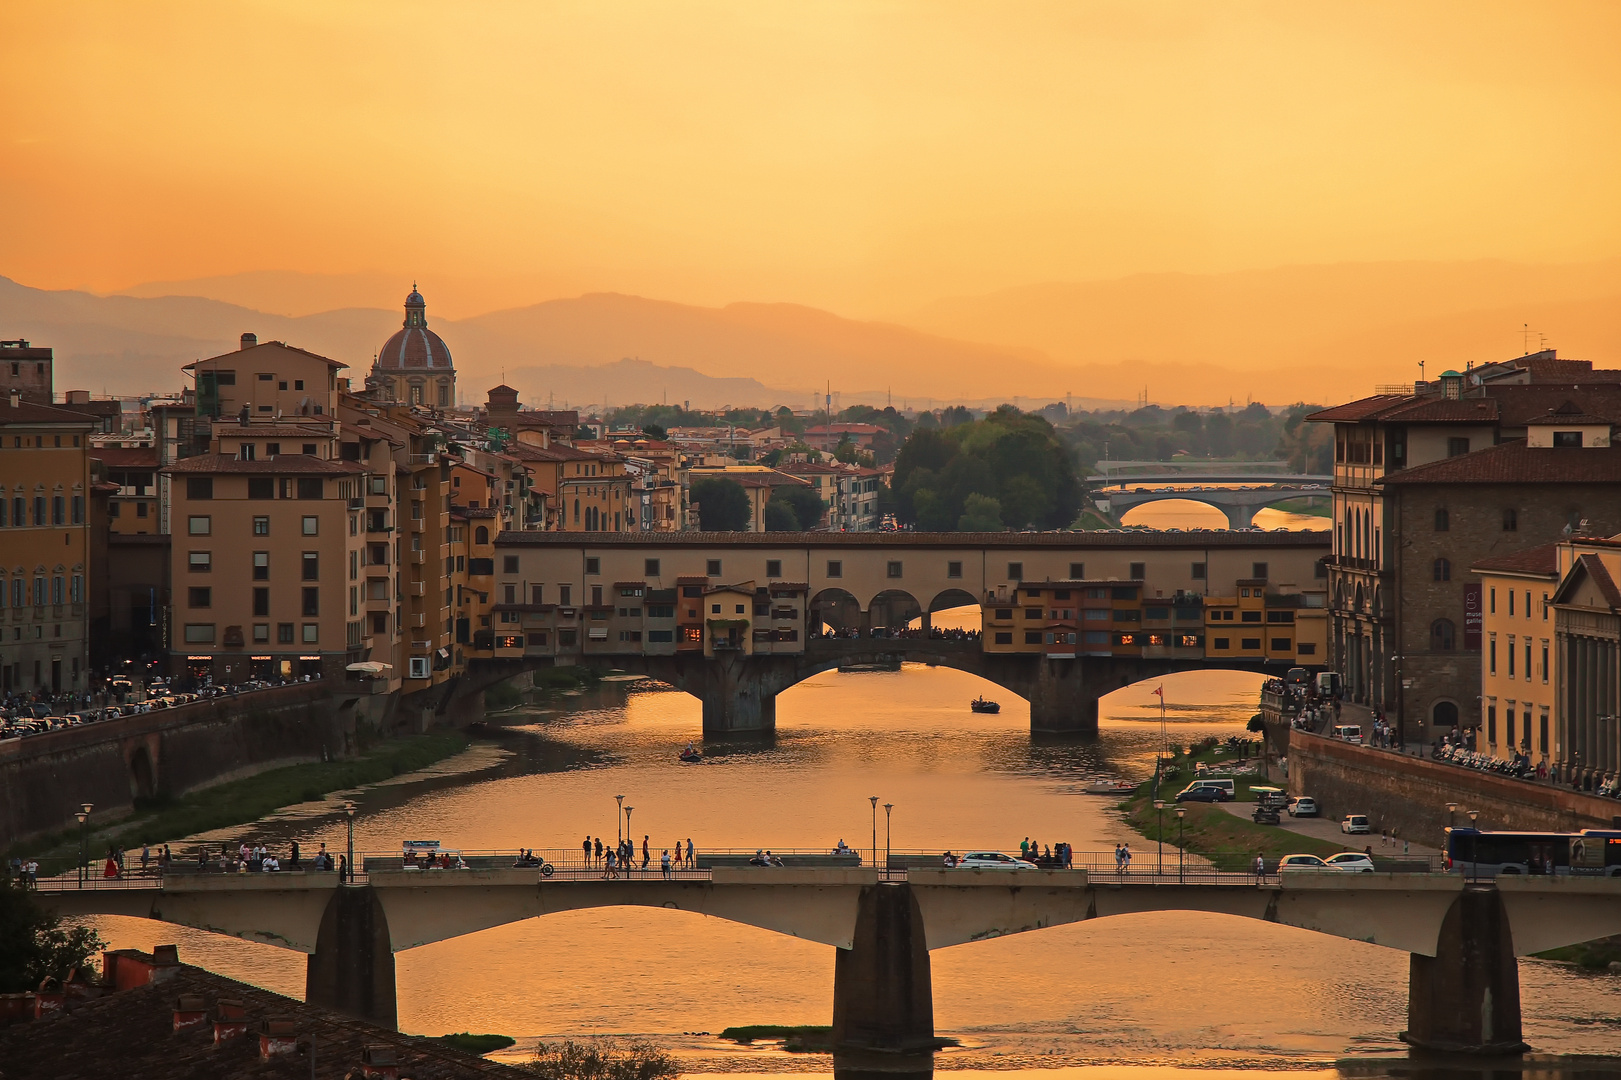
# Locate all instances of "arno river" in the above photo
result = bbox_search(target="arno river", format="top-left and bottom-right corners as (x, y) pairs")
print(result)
(87, 504), (1621, 1074)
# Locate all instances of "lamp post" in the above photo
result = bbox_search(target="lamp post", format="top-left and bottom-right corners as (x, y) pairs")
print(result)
(625, 807), (634, 864)
(76, 805), (92, 887)
(1154, 800), (1166, 875)
(869, 796), (879, 870)
(1175, 806), (1186, 883)
(883, 803), (893, 877)
(344, 801), (356, 885)
(615, 794), (625, 845)
(1446, 801), (1458, 829)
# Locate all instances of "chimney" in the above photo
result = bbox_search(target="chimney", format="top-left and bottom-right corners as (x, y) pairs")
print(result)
(361, 1044), (401, 1079)
(259, 1017), (300, 1060)
(66, 389), (90, 405)
(172, 993), (208, 1033)
(240, 333), (257, 351)
(213, 998), (249, 1044)
(7, 390), (17, 408)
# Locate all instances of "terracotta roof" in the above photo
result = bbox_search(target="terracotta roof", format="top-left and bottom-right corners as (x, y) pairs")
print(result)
(161, 454), (366, 475)
(498, 530), (1331, 550)
(1379, 441), (1621, 486)
(1306, 394), (1417, 423)
(1491, 385), (1621, 426)
(211, 423), (336, 438)
(1522, 399), (1618, 426)
(0, 398), (95, 426)
(0, 956), (525, 1079)
(1470, 541), (1562, 578)
(505, 442), (605, 463)
(91, 447), (159, 468)
(1571, 553), (1621, 612)
(184, 341), (347, 370)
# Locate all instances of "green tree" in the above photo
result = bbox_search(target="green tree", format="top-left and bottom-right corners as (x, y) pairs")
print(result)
(957, 493), (1003, 531)
(770, 484), (827, 530)
(833, 436), (858, 464)
(690, 477), (751, 531)
(0, 883), (104, 992)
(890, 409), (1079, 531)
(763, 501), (799, 531)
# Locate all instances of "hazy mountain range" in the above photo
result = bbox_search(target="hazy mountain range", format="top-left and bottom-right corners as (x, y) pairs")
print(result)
(3, 259), (1617, 410)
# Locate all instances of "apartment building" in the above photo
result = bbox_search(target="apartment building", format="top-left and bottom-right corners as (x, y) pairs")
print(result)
(1471, 542), (1559, 760)
(0, 394), (94, 693)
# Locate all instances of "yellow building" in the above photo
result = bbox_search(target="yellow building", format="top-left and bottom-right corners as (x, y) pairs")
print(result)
(0, 395), (94, 694)
(1472, 542), (1561, 762)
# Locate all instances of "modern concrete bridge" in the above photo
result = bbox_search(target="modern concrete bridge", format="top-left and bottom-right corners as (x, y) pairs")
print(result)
(40, 865), (1621, 1056)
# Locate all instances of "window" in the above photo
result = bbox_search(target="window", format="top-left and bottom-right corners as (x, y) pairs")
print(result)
(302, 624), (319, 643)
(301, 516), (318, 535)
(1191, 562), (1206, 579)
(1434, 507), (1449, 532)
(994, 632), (1013, 645)
(277, 623), (294, 643)
(248, 477), (274, 499)
(1125, 562), (1143, 580)
(297, 477), (323, 500)
(707, 559), (722, 576)
(765, 559), (782, 578)
(711, 603), (721, 614)
(188, 551), (211, 572)
(1502, 507), (1518, 532)
(302, 587), (320, 616)
(1553, 431), (1582, 448)
(1024, 631), (1042, 645)
(1507, 637), (1515, 677)
(302, 552), (319, 581)
(1296, 642), (1316, 655)
(1241, 638), (1262, 650)
(1542, 642), (1549, 683)
(183, 624), (215, 644)
(504, 584), (517, 604)
(249, 551), (269, 580)
(1525, 640), (1532, 682)
(253, 516), (270, 536)
(1252, 562), (1268, 580)
(1008, 562), (1023, 580)
(1430, 618), (1456, 651)
(646, 558), (662, 576)
(1241, 610), (1262, 622)
(252, 588), (269, 616)
(585, 557), (600, 574)
(1508, 591), (1514, 616)
(1271, 638), (1291, 651)
(826, 560), (842, 578)
(188, 515), (211, 535)
(1447, 437), (1470, 457)
(186, 477), (213, 500)
(188, 587), (211, 608)
(71, 495), (82, 524)
(1487, 703), (1497, 745)
(1489, 587), (1496, 614)
(1212, 636), (1229, 650)
(1488, 636), (1496, 674)
(253, 624), (270, 642)
(1433, 558), (1450, 582)
(1069, 562), (1084, 579)
(1025, 607), (1043, 619)
(887, 561), (903, 578)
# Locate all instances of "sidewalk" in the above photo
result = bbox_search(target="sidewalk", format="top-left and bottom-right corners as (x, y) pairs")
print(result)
(1215, 801), (1440, 857)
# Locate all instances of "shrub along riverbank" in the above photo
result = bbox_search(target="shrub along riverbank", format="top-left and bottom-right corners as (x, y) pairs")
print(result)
(1115, 738), (1355, 870)
(11, 730), (470, 870)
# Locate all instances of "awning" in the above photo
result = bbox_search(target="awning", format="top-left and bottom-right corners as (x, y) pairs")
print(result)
(346, 661), (393, 675)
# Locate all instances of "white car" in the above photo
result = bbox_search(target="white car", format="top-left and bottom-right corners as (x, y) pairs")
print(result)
(1277, 853), (1335, 872)
(1288, 797), (1318, 818)
(953, 851), (1038, 870)
(1324, 852), (1375, 873)
(1340, 814), (1371, 835)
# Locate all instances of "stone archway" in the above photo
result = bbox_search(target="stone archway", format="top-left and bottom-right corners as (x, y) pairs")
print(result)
(810, 588), (861, 634)
(128, 743), (156, 800)
(866, 589), (922, 632)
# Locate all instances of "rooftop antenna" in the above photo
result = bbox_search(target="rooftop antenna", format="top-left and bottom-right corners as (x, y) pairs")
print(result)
(1418, 359), (1426, 385)
(1522, 323), (1533, 354)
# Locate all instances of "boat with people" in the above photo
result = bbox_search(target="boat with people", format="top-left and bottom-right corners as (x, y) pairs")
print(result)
(678, 741), (703, 764)
(1081, 779), (1137, 795)
(970, 696), (1001, 714)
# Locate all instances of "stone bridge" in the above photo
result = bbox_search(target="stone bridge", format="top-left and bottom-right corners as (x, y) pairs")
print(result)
(1099, 483), (1328, 529)
(460, 639), (1276, 734)
(42, 867), (1621, 1056)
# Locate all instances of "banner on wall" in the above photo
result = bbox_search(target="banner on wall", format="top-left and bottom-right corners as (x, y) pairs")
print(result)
(1464, 583), (1483, 650)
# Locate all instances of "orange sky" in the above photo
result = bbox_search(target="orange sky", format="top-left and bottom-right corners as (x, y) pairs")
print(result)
(3, 1), (1619, 319)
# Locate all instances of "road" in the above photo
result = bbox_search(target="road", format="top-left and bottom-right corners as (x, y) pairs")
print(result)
(1216, 802), (1441, 857)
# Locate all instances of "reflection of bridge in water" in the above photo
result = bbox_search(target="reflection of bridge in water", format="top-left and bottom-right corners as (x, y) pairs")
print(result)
(41, 861), (1621, 1057)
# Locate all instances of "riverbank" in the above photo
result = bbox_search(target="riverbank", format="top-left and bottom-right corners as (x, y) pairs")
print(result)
(11, 729), (471, 871)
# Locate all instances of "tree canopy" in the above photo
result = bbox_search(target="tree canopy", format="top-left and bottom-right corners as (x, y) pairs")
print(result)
(891, 407), (1080, 531)
(767, 484), (827, 531)
(690, 477), (751, 531)
(0, 883), (103, 992)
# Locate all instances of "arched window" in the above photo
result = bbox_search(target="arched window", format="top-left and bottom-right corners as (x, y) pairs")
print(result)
(1434, 507), (1449, 532)
(1433, 558), (1451, 581)
(573, 499), (580, 524)
(475, 526), (488, 545)
(1430, 618), (1456, 651)
(1433, 700), (1459, 729)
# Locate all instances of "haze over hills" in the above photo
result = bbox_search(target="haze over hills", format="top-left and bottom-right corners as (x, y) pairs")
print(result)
(4, 259), (1618, 409)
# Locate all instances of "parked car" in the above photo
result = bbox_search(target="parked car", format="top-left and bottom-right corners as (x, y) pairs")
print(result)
(1341, 814), (1371, 835)
(1324, 852), (1375, 873)
(1288, 797), (1319, 818)
(1175, 785), (1231, 803)
(1278, 854), (1335, 872)
(953, 851), (1038, 870)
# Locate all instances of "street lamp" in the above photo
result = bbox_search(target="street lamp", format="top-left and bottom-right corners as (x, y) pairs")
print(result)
(344, 801), (356, 885)
(1467, 809), (1480, 825)
(869, 796), (879, 869)
(883, 803), (893, 876)
(1446, 802), (1458, 829)
(615, 794), (625, 844)
(1154, 801), (1166, 874)
(1175, 806), (1186, 883)
(76, 804), (92, 887)
(625, 807), (634, 868)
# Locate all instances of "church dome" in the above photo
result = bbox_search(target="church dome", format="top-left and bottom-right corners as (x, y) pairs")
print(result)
(373, 285), (453, 373)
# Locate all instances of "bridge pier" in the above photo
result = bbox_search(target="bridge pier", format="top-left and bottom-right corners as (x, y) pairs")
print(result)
(1028, 658), (1100, 734)
(1402, 889), (1525, 1055)
(832, 883), (935, 1054)
(1223, 505), (1255, 530)
(306, 886), (397, 1029)
(689, 651), (781, 735)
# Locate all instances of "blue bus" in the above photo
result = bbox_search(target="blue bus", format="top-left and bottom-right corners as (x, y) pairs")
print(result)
(1444, 827), (1621, 877)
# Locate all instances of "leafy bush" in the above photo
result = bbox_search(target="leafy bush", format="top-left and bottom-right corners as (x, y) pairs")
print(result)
(690, 477), (751, 531)
(525, 1039), (681, 1080)
(0, 883), (104, 992)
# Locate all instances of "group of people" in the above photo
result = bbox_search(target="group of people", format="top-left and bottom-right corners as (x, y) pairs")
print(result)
(1111, 843), (1133, 873)
(809, 626), (981, 642)
(587, 835), (695, 879)
(6, 857), (41, 887)
(1020, 838), (1074, 868)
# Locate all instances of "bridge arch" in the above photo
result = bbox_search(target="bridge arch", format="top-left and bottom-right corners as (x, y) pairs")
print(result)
(809, 588), (861, 633)
(927, 587), (980, 614)
(127, 744), (156, 800)
(867, 588), (922, 630)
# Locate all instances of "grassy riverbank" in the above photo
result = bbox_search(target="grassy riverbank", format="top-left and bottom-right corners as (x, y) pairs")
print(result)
(11, 730), (470, 868)
(1115, 740), (1354, 870)
(1268, 496), (1330, 516)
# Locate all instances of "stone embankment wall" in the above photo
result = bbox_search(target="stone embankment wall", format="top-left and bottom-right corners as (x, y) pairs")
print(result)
(0, 683), (402, 845)
(1284, 727), (1621, 844)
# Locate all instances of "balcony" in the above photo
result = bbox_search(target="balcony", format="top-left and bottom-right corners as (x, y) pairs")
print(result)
(409, 581), (426, 596)
(409, 549), (425, 564)
(410, 613), (427, 628)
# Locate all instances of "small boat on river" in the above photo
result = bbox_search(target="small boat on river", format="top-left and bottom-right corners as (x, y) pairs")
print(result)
(678, 744), (703, 764)
(1081, 779), (1137, 795)
(970, 696), (1000, 714)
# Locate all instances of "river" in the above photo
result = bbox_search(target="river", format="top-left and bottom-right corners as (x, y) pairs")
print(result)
(85, 502), (1621, 1077)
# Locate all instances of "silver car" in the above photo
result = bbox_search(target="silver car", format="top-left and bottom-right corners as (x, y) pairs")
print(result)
(953, 851), (1039, 870)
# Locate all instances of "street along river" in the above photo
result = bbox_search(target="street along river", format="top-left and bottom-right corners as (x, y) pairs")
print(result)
(87, 663), (1621, 1073)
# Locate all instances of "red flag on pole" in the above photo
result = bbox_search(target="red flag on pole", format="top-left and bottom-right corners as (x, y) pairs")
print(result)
(1152, 685), (1164, 698)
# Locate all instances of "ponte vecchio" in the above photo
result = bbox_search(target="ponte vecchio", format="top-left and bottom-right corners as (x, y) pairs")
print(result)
(469, 530), (1333, 733)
